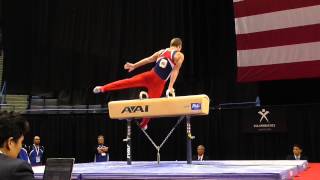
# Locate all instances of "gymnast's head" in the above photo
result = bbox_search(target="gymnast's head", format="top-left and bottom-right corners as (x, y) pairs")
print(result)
(170, 38), (182, 52)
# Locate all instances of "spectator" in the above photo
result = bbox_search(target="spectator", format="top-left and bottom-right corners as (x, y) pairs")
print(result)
(192, 145), (209, 161)
(29, 136), (45, 166)
(0, 111), (34, 180)
(286, 144), (308, 160)
(18, 144), (31, 164)
(94, 135), (109, 162)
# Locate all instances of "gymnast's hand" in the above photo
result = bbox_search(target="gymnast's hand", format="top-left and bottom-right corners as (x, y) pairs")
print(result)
(166, 87), (175, 97)
(93, 86), (102, 94)
(124, 62), (135, 72)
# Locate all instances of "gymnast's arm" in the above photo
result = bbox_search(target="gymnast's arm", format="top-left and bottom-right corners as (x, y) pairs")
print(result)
(168, 52), (184, 93)
(124, 50), (161, 72)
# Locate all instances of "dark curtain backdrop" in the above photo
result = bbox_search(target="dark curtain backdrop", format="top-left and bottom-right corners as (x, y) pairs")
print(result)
(22, 104), (320, 163)
(3, 0), (258, 105)
(2, 0), (320, 163)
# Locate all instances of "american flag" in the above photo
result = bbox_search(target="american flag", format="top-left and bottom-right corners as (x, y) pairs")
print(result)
(234, 0), (320, 82)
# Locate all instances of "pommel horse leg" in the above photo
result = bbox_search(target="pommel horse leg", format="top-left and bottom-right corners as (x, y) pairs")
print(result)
(123, 119), (132, 165)
(186, 116), (195, 164)
(136, 115), (195, 165)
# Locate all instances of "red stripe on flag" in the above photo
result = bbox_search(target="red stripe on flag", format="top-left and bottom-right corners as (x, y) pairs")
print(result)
(236, 24), (320, 50)
(237, 60), (320, 82)
(234, 0), (320, 18)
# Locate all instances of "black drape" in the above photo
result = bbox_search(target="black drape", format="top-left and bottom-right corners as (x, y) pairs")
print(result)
(2, 0), (320, 163)
(22, 104), (320, 163)
(3, 0), (258, 105)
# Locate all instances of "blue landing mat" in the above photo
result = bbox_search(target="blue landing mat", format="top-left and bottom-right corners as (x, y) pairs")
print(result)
(33, 160), (308, 180)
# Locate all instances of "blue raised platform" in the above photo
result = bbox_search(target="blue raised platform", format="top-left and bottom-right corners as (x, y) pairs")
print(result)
(33, 160), (308, 180)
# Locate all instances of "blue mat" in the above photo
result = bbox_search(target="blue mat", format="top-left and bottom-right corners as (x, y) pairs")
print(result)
(33, 160), (308, 180)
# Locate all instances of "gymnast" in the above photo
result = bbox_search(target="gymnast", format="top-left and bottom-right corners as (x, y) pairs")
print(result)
(93, 38), (185, 130)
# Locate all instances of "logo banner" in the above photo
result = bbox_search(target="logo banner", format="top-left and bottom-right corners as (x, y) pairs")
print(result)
(241, 107), (287, 133)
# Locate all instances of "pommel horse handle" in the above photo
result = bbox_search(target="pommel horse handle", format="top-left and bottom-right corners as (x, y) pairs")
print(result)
(140, 89), (175, 99)
(139, 91), (149, 100)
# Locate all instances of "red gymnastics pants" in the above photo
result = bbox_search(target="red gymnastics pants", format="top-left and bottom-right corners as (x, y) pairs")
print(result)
(100, 70), (166, 127)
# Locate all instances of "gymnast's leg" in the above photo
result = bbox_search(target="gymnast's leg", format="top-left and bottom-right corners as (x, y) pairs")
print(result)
(139, 80), (165, 130)
(93, 71), (152, 93)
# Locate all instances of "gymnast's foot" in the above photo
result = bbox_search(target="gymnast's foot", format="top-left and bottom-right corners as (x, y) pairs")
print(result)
(93, 86), (102, 94)
(141, 124), (148, 130)
(139, 119), (149, 130)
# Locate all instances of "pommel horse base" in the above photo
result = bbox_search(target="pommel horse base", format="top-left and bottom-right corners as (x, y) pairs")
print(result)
(108, 93), (210, 165)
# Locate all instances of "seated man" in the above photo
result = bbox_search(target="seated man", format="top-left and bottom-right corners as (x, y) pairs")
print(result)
(0, 112), (34, 180)
(94, 135), (109, 162)
(18, 144), (31, 164)
(286, 144), (308, 160)
(192, 145), (209, 161)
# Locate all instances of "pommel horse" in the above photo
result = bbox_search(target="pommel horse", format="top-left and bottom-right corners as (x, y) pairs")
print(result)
(108, 90), (210, 165)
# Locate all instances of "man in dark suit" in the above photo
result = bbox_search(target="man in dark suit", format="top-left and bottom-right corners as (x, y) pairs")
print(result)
(0, 112), (34, 180)
(192, 145), (209, 161)
(286, 144), (308, 161)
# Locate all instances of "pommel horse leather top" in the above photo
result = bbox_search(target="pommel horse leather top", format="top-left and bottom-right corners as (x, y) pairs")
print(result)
(108, 94), (210, 119)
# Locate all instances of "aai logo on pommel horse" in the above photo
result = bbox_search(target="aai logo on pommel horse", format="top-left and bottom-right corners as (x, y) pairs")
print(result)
(191, 103), (201, 110)
(121, 105), (149, 113)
